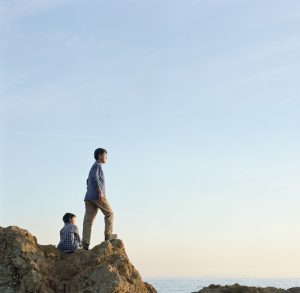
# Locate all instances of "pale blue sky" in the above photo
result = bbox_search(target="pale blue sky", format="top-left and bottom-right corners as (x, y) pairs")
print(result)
(1, 0), (300, 278)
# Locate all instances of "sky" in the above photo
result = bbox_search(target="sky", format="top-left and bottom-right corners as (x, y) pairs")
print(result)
(1, 0), (300, 279)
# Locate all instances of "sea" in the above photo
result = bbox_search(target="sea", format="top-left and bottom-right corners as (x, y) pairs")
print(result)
(144, 277), (300, 293)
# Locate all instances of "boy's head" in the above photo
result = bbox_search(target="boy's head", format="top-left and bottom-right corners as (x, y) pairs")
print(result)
(94, 148), (108, 163)
(63, 213), (76, 224)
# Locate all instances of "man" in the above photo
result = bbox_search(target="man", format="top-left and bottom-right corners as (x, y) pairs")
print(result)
(82, 148), (117, 250)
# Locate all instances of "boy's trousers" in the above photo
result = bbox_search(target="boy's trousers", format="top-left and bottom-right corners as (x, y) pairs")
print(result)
(82, 197), (114, 245)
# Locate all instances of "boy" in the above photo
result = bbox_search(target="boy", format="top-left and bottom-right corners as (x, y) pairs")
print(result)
(57, 213), (82, 253)
(82, 148), (117, 250)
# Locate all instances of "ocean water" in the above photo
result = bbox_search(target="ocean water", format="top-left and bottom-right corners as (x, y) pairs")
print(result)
(144, 278), (300, 293)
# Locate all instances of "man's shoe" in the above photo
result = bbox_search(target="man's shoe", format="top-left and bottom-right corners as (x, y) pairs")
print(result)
(105, 234), (118, 241)
(82, 242), (89, 250)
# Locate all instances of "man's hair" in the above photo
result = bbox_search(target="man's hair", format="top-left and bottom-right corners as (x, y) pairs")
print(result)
(63, 213), (76, 224)
(94, 148), (107, 160)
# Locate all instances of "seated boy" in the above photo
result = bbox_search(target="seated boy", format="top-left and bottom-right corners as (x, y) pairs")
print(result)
(57, 213), (82, 253)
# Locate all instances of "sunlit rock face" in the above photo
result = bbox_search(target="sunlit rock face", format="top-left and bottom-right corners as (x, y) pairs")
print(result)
(0, 226), (157, 293)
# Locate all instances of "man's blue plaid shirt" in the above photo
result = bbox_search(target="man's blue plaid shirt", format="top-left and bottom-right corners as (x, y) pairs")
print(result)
(57, 223), (81, 253)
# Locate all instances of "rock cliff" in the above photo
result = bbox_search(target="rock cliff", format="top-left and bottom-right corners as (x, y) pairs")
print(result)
(0, 226), (157, 293)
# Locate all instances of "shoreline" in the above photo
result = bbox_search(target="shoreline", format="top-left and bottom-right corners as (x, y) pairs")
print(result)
(145, 277), (300, 293)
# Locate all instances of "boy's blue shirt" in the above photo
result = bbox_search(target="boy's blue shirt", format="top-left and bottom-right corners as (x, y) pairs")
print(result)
(57, 223), (81, 253)
(84, 161), (105, 201)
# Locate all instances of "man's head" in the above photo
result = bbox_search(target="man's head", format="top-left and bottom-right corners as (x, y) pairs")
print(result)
(94, 148), (108, 163)
(63, 213), (76, 224)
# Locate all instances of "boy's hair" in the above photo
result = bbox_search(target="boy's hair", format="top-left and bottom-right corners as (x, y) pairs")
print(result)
(94, 148), (107, 160)
(63, 213), (76, 224)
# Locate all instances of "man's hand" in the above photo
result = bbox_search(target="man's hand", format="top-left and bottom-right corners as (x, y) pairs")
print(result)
(98, 189), (105, 202)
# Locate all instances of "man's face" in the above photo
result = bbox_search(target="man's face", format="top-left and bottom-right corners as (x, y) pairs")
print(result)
(99, 152), (108, 164)
(70, 216), (76, 225)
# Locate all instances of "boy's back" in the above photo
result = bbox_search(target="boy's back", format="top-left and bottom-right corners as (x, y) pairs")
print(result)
(57, 223), (81, 253)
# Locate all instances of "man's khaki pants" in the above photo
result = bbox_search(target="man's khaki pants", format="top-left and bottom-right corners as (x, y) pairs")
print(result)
(82, 197), (114, 245)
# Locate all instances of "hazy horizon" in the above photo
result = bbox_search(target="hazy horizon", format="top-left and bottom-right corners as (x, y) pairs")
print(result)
(1, 0), (300, 279)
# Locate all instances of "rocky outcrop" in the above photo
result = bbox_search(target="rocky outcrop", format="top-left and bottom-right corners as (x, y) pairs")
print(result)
(192, 283), (300, 293)
(0, 226), (157, 293)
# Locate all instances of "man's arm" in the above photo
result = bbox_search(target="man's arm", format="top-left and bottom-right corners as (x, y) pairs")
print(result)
(90, 164), (105, 200)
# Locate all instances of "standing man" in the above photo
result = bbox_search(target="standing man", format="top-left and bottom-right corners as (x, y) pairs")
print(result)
(82, 148), (117, 250)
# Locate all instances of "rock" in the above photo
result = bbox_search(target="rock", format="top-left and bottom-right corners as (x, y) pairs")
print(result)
(192, 283), (300, 293)
(0, 226), (157, 293)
